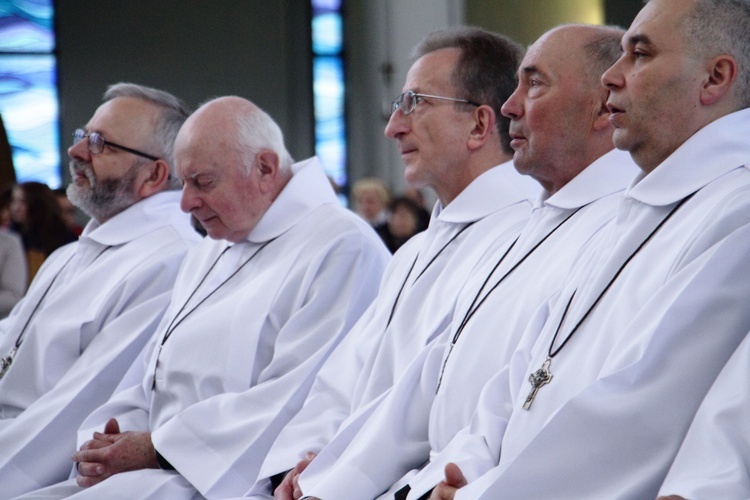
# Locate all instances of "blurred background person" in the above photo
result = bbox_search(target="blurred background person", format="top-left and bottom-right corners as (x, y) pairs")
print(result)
(9, 181), (77, 282)
(54, 187), (84, 236)
(351, 177), (391, 229)
(377, 196), (428, 253)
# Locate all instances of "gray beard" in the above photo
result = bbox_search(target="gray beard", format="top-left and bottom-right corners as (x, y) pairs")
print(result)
(67, 160), (141, 223)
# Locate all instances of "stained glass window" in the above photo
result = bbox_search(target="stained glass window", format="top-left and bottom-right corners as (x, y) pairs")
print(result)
(0, 0), (59, 188)
(311, 0), (346, 203)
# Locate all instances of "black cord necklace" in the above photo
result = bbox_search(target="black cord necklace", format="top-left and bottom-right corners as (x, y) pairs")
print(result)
(0, 245), (113, 380)
(151, 239), (276, 390)
(385, 221), (476, 328)
(522, 193), (696, 410)
(435, 206), (584, 392)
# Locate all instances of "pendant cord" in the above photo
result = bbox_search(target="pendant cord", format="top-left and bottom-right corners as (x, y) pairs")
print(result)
(435, 206), (584, 392)
(385, 221), (476, 328)
(152, 238), (276, 390)
(547, 193), (695, 359)
(0, 245), (113, 379)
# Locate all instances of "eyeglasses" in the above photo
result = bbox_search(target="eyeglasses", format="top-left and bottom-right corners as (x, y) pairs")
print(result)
(390, 90), (481, 116)
(72, 129), (159, 161)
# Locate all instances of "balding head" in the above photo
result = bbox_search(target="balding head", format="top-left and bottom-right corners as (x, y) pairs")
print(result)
(501, 24), (624, 194)
(175, 96), (293, 242)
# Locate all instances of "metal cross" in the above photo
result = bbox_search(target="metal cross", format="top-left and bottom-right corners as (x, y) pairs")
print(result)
(0, 347), (17, 380)
(523, 358), (553, 410)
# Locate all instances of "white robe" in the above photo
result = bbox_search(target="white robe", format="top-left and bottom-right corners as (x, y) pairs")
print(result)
(0, 191), (199, 499)
(247, 162), (540, 498)
(297, 149), (639, 500)
(406, 108), (750, 499)
(658, 328), (750, 499)
(25, 157), (390, 500)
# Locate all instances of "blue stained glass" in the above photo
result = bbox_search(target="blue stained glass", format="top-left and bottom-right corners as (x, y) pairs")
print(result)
(311, 0), (341, 14)
(312, 13), (342, 55)
(0, 0), (54, 52)
(0, 54), (60, 187)
(311, 0), (346, 200)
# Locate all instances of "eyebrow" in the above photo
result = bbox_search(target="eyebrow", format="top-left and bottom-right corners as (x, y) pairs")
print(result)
(520, 65), (542, 78)
(625, 33), (653, 49)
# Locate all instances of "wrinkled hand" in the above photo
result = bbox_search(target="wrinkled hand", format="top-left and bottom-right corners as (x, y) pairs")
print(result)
(429, 463), (468, 500)
(72, 418), (159, 487)
(274, 451), (317, 500)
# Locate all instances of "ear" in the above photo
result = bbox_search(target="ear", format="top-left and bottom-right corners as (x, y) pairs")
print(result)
(256, 149), (280, 194)
(467, 105), (496, 151)
(700, 55), (737, 106)
(136, 159), (170, 199)
(592, 86), (612, 133)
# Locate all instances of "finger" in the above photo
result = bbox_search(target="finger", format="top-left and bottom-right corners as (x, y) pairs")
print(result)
(430, 484), (458, 500)
(72, 447), (106, 464)
(79, 437), (112, 451)
(444, 463), (468, 488)
(76, 472), (109, 488)
(92, 432), (119, 443)
(103, 417), (120, 434)
(76, 461), (105, 477)
(292, 472), (304, 500)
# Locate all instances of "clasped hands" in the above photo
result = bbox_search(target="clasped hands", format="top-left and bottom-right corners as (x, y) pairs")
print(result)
(273, 453), (467, 500)
(71, 417), (159, 487)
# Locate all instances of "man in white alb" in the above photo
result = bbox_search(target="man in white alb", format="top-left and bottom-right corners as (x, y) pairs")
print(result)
(251, 27), (540, 500)
(20, 96), (391, 499)
(0, 83), (200, 498)
(417, 0), (750, 498)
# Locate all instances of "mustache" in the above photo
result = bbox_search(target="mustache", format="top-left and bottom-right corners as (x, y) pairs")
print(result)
(70, 160), (96, 185)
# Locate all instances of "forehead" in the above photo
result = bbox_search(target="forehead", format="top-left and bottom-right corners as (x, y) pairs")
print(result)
(520, 29), (582, 82)
(624, 0), (693, 48)
(86, 97), (157, 142)
(403, 47), (460, 92)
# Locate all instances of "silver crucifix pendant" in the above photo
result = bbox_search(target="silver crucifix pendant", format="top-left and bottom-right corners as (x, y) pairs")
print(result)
(523, 357), (553, 410)
(0, 347), (17, 380)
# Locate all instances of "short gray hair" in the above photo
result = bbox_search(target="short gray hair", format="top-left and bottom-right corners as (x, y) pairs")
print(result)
(104, 82), (191, 188)
(233, 104), (294, 176)
(678, 0), (750, 108)
(582, 25), (626, 85)
(413, 27), (524, 155)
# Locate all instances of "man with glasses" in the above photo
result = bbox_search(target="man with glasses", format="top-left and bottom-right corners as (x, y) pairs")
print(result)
(247, 26), (541, 500)
(0, 83), (201, 497)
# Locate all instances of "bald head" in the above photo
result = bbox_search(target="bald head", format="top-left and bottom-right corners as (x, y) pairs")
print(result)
(175, 96), (294, 242)
(501, 24), (624, 194)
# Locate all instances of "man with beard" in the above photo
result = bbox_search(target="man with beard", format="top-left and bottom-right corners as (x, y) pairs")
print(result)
(0, 82), (200, 498)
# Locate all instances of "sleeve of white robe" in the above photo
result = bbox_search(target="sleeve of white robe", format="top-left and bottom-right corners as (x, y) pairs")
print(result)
(658, 332), (750, 499)
(298, 332), (448, 499)
(150, 236), (388, 498)
(251, 241), (422, 495)
(453, 222), (750, 499)
(0, 257), (183, 496)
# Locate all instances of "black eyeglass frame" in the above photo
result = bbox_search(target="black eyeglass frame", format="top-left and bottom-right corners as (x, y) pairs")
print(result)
(390, 90), (481, 116)
(72, 129), (160, 161)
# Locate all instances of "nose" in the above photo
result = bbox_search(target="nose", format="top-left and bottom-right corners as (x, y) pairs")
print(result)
(180, 185), (202, 214)
(68, 136), (91, 161)
(501, 87), (523, 119)
(384, 109), (408, 140)
(601, 56), (625, 90)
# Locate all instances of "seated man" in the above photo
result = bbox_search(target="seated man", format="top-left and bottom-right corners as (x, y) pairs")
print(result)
(413, 0), (750, 498)
(25, 96), (390, 499)
(249, 26), (540, 499)
(0, 83), (200, 498)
